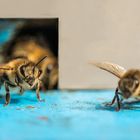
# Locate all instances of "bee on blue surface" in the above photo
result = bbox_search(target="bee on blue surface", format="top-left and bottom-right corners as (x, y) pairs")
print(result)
(91, 61), (140, 111)
(0, 56), (47, 106)
(0, 19), (58, 90)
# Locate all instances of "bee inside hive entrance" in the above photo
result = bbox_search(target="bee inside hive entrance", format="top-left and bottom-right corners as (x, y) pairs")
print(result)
(0, 18), (58, 92)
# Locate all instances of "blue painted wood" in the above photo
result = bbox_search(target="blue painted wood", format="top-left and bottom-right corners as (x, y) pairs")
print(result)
(0, 90), (139, 140)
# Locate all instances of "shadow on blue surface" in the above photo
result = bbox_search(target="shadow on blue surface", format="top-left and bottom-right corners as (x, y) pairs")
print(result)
(96, 102), (140, 111)
(0, 90), (140, 140)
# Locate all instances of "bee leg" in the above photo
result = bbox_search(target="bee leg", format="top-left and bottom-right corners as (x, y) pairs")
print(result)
(19, 86), (24, 95)
(116, 94), (121, 111)
(106, 88), (118, 106)
(115, 89), (121, 111)
(106, 94), (117, 106)
(36, 81), (45, 102)
(15, 75), (24, 95)
(4, 83), (10, 106)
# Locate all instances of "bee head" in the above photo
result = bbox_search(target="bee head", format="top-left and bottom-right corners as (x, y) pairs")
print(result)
(118, 69), (140, 98)
(19, 56), (47, 87)
(19, 63), (42, 86)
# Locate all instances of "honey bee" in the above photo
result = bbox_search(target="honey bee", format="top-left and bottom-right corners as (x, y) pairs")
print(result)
(0, 20), (58, 90)
(9, 39), (58, 90)
(90, 61), (140, 111)
(0, 56), (47, 106)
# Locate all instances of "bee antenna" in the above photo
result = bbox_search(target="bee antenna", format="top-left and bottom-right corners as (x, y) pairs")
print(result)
(33, 56), (47, 72)
(35, 56), (47, 67)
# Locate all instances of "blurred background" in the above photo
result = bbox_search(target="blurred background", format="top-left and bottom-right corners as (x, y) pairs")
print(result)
(0, 1), (139, 140)
(54, 0), (140, 89)
(0, 1), (140, 90)
(0, 19), (58, 90)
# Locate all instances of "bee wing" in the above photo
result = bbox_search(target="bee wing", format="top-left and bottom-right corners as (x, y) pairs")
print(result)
(90, 61), (126, 78)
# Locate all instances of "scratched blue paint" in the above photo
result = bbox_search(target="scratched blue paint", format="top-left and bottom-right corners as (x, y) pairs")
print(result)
(0, 90), (140, 140)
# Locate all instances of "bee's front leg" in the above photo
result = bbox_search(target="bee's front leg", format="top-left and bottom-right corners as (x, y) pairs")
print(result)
(4, 82), (10, 106)
(114, 88), (121, 111)
(19, 86), (24, 95)
(36, 80), (45, 102)
(15, 75), (24, 95)
(116, 93), (121, 111)
(106, 94), (117, 106)
(106, 88), (121, 111)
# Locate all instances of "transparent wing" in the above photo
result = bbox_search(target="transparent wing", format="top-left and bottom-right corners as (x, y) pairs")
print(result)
(90, 61), (126, 78)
